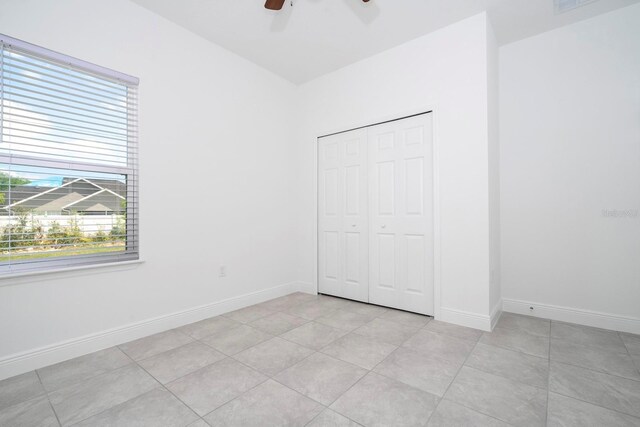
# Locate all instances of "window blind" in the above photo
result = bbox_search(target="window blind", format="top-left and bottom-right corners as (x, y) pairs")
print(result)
(0, 34), (139, 274)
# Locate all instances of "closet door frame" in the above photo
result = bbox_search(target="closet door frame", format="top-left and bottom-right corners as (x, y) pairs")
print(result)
(314, 108), (442, 319)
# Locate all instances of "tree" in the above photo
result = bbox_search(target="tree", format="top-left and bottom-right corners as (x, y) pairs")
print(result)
(0, 172), (30, 205)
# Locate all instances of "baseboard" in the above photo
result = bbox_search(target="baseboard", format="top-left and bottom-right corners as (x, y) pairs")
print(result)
(290, 281), (317, 295)
(490, 299), (503, 331)
(502, 298), (640, 335)
(0, 281), (306, 381)
(439, 307), (492, 332)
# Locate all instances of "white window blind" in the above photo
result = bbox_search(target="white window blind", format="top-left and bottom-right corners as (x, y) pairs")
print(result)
(0, 34), (139, 274)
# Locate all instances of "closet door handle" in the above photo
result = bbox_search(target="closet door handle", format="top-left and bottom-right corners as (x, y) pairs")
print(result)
(381, 224), (386, 229)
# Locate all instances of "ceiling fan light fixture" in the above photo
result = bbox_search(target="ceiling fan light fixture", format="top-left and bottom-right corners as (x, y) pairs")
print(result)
(265, 0), (370, 10)
(265, 0), (286, 11)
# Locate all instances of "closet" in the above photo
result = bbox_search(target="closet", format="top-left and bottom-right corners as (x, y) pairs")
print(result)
(318, 113), (434, 315)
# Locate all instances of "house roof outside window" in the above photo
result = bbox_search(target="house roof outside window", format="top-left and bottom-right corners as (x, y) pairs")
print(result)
(2, 178), (126, 215)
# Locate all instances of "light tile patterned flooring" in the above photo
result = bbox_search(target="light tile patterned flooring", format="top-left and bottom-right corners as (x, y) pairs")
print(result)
(2, 292), (640, 426)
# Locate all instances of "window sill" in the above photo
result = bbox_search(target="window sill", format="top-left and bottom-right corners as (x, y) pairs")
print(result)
(0, 259), (145, 287)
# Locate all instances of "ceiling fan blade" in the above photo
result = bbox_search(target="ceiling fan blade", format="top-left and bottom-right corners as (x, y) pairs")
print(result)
(265, 0), (286, 10)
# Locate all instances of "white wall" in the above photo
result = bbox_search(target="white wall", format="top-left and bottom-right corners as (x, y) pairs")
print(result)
(295, 13), (496, 329)
(500, 4), (640, 333)
(0, 0), (300, 379)
(487, 19), (501, 324)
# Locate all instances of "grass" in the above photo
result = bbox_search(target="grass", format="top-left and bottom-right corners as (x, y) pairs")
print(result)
(0, 243), (125, 262)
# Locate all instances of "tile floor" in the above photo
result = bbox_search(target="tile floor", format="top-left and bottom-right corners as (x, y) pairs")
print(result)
(1, 292), (640, 426)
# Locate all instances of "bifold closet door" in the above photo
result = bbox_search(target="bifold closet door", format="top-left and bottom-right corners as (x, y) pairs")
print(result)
(317, 129), (369, 302)
(368, 114), (434, 315)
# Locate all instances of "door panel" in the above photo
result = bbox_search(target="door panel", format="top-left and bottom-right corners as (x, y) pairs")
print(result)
(368, 114), (434, 315)
(324, 231), (339, 280)
(345, 232), (360, 283)
(377, 161), (395, 215)
(405, 234), (426, 293)
(317, 113), (434, 314)
(318, 129), (369, 302)
(323, 168), (338, 216)
(377, 233), (396, 288)
(405, 158), (424, 215)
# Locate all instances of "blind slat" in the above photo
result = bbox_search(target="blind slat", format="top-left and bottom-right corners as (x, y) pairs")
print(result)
(3, 65), (128, 104)
(5, 111), (133, 139)
(4, 121), (129, 147)
(4, 82), (128, 120)
(4, 73), (127, 110)
(0, 35), (139, 274)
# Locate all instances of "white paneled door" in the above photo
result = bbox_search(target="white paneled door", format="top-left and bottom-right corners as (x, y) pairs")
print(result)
(318, 129), (369, 302)
(318, 113), (434, 315)
(368, 114), (434, 314)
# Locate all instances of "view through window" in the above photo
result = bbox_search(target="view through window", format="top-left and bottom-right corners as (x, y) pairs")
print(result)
(0, 35), (139, 273)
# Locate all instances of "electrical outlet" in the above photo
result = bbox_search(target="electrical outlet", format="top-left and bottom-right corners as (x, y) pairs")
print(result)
(219, 265), (226, 278)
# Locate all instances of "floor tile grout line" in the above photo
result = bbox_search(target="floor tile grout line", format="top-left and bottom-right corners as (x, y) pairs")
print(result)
(550, 342), (640, 420)
(252, 334), (373, 426)
(477, 339), (549, 360)
(549, 357), (640, 384)
(183, 314), (324, 383)
(549, 337), (638, 361)
(273, 321), (351, 350)
(0, 295), (390, 425)
(61, 368), (165, 427)
(134, 360), (203, 422)
(438, 397), (519, 426)
(482, 326), (640, 383)
(548, 388), (640, 421)
(432, 333), (550, 426)
(546, 323), (551, 426)
(179, 320), (246, 342)
(302, 410), (326, 427)
(195, 329), (275, 359)
(326, 321), (446, 425)
(426, 345), (551, 393)
(316, 371), (369, 421)
(33, 347), (136, 397)
(415, 325), (482, 346)
(34, 369), (63, 427)
(493, 313), (551, 336)
(64, 387), (163, 426)
(8, 295), (636, 426)
(425, 338), (483, 425)
(258, 357), (365, 426)
(619, 330), (640, 377)
(198, 375), (274, 421)
(419, 320), (485, 342)
(302, 403), (364, 427)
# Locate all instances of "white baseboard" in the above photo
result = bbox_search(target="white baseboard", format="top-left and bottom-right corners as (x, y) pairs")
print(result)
(490, 299), (503, 331)
(0, 281), (306, 381)
(439, 307), (492, 332)
(290, 281), (317, 295)
(502, 298), (640, 335)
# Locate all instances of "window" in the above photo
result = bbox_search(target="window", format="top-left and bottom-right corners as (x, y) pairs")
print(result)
(0, 34), (139, 274)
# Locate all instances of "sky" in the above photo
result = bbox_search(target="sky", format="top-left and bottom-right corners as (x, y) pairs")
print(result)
(1, 47), (132, 188)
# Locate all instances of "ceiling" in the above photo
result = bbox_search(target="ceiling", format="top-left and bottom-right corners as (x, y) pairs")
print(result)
(130, 0), (640, 84)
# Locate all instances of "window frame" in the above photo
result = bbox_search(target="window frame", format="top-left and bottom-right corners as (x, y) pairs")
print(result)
(0, 34), (139, 275)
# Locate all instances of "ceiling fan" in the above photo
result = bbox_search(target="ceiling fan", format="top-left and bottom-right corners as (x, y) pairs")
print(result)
(265, 0), (370, 10)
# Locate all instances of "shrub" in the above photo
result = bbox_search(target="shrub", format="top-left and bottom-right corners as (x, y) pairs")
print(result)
(65, 216), (84, 245)
(93, 228), (108, 242)
(110, 217), (126, 241)
(0, 212), (39, 250)
(46, 221), (67, 248)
